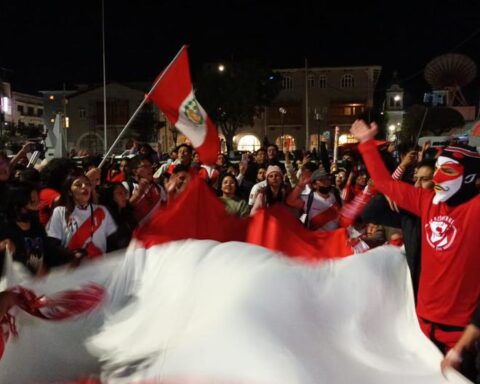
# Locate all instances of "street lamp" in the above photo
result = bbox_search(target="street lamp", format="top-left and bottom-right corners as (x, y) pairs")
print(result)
(218, 64), (225, 72)
(279, 107), (287, 149)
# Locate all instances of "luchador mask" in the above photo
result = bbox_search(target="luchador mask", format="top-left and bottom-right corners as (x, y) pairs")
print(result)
(433, 146), (480, 206)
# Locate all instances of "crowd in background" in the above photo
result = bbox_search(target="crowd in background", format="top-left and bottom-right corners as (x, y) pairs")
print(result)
(0, 129), (479, 381)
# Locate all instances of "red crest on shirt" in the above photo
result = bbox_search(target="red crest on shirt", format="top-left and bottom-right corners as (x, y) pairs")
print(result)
(425, 216), (457, 251)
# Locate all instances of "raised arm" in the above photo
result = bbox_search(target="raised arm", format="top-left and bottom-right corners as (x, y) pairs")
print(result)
(350, 120), (432, 217)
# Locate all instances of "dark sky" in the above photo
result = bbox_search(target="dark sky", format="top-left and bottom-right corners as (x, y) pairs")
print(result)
(2, 0), (480, 103)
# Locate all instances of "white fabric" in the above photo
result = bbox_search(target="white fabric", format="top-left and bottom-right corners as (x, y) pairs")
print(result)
(0, 240), (472, 383)
(46, 204), (117, 253)
(176, 91), (208, 147)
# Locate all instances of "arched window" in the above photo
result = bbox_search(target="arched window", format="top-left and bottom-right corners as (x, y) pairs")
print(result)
(318, 74), (327, 88)
(282, 75), (293, 90)
(237, 135), (261, 152)
(341, 74), (355, 88)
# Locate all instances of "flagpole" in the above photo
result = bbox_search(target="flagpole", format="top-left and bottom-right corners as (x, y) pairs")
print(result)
(102, 0), (108, 154)
(98, 45), (187, 168)
(305, 58), (309, 151)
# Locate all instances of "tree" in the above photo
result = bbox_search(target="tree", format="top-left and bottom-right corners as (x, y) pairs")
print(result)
(128, 103), (157, 143)
(401, 105), (465, 142)
(195, 60), (281, 153)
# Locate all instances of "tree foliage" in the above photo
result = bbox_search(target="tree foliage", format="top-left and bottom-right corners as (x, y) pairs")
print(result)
(128, 103), (158, 143)
(195, 60), (281, 152)
(401, 105), (465, 142)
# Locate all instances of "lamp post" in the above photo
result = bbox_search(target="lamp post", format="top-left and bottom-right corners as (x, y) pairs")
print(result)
(279, 107), (287, 149)
(314, 108), (321, 153)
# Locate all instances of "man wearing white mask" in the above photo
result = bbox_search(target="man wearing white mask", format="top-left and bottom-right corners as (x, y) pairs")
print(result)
(350, 119), (480, 382)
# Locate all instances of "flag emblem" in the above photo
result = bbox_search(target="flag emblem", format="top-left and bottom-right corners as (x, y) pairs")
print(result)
(183, 98), (204, 126)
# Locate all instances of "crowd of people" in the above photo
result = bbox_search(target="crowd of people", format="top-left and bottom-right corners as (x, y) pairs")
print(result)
(0, 123), (479, 381)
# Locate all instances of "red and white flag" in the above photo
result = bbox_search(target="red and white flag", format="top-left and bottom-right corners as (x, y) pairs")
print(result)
(149, 46), (220, 165)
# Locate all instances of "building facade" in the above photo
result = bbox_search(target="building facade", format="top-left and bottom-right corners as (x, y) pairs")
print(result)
(384, 77), (405, 142)
(42, 83), (167, 154)
(11, 91), (44, 136)
(233, 65), (382, 152)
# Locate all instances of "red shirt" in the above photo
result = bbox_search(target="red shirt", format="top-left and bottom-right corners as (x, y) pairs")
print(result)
(359, 140), (480, 327)
(39, 188), (61, 226)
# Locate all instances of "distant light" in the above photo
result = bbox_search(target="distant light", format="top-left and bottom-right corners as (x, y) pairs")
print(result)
(269, 75), (274, 80)
(50, 118), (55, 123)
(49, 95), (55, 100)
(396, 122), (401, 126)
(389, 124), (396, 132)
(394, 95), (401, 102)
(218, 64), (225, 72)
(339, 134), (349, 145)
(279, 107), (287, 114)
(65, 117), (69, 128)
(1, 97), (11, 115)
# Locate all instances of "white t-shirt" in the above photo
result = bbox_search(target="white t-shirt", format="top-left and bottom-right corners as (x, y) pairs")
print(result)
(47, 204), (117, 255)
(248, 180), (267, 206)
(300, 189), (339, 231)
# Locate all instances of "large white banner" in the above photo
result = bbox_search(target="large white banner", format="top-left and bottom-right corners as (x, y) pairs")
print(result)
(0, 241), (471, 383)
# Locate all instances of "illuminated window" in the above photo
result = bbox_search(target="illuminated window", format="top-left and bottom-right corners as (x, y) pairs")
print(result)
(344, 107), (352, 116)
(341, 74), (354, 88)
(237, 135), (261, 152)
(50, 118), (55, 123)
(275, 135), (296, 151)
(49, 95), (54, 100)
(338, 134), (358, 145)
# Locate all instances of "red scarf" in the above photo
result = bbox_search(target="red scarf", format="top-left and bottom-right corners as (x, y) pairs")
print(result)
(67, 207), (106, 258)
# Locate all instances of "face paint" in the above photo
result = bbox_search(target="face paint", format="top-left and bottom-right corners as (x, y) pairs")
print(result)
(432, 157), (464, 204)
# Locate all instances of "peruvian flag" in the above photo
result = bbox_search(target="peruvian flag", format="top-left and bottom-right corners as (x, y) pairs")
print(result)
(148, 45), (220, 165)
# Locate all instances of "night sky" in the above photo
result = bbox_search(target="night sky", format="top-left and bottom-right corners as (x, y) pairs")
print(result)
(2, 0), (480, 104)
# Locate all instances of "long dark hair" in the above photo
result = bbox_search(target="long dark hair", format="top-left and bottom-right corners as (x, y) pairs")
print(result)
(58, 170), (91, 214)
(99, 183), (132, 219)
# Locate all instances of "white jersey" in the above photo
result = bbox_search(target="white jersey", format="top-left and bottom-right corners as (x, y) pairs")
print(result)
(300, 189), (339, 231)
(47, 204), (117, 255)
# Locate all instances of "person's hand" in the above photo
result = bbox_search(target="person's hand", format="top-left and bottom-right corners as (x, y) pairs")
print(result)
(85, 167), (101, 186)
(350, 119), (378, 144)
(418, 140), (431, 162)
(239, 160), (247, 176)
(0, 239), (15, 255)
(400, 150), (418, 169)
(331, 161), (338, 173)
(441, 348), (463, 374)
(0, 291), (21, 318)
(166, 175), (178, 194)
(298, 173), (311, 189)
(385, 195), (400, 213)
(69, 249), (88, 269)
(302, 153), (311, 165)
